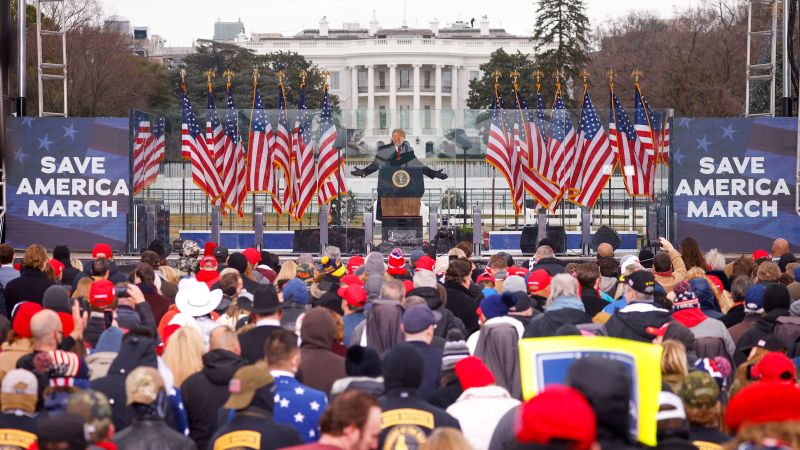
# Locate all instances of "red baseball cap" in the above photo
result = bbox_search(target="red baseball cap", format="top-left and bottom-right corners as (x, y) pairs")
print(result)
(415, 255), (435, 272)
(726, 381), (800, 431)
(516, 385), (597, 450)
(338, 284), (367, 308)
(402, 279), (414, 294)
(242, 248), (261, 266)
(203, 241), (217, 257)
(477, 271), (495, 284)
(92, 243), (112, 259)
(646, 322), (671, 337)
(200, 255), (218, 268)
(752, 249), (770, 261)
(57, 311), (74, 337)
(507, 266), (528, 278)
(89, 279), (115, 308)
(340, 274), (364, 287)
(346, 256), (365, 275)
(12, 302), (43, 338)
(752, 352), (797, 382)
(49, 259), (64, 278)
(527, 269), (552, 294)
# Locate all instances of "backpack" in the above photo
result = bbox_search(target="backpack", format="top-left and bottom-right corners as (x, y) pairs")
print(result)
(693, 337), (733, 365)
(774, 316), (800, 358)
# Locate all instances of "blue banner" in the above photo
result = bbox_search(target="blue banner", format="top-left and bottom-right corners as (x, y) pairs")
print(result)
(6, 117), (130, 251)
(671, 117), (799, 253)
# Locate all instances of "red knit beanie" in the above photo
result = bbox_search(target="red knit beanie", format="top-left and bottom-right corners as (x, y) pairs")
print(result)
(454, 356), (496, 390)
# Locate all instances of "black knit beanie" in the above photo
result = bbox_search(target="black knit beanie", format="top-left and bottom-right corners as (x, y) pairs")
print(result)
(345, 346), (382, 377)
(382, 343), (424, 391)
(763, 283), (791, 312)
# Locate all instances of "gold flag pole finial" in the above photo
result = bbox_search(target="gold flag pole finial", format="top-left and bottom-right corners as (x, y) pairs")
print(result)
(553, 69), (564, 92)
(180, 69), (187, 91)
(205, 69), (215, 91)
(606, 69), (616, 90)
(223, 69), (234, 90)
(299, 69), (307, 86)
(491, 69), (502, 95)
(631, 68), (643, 86)
(320, 70), (330, 89)
(510, 69), (520, 88)
(533, 69), (543, 92)
(277, 69), (286, 85)
(252, 68), (259, 82)
(580, 70), (590, 92)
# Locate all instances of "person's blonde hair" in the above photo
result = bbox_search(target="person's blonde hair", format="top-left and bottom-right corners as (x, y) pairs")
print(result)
(162, 326), (205, 387)
(21, 244), (48, 271)
(419, 427), (472, 450)
(661, 340), (688, 379)
(159, 265), (180, 285)
(275, 261), (298, 289)
(69, 257), (83, 272)
(447, 248), (466, 259)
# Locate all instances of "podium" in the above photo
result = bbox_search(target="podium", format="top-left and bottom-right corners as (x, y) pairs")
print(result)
(379, 166), (423, 249)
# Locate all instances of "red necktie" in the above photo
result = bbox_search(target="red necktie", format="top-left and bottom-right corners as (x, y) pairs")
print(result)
(396, 146), (401, 159)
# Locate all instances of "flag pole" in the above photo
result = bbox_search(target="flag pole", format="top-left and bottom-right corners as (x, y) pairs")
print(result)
(606, 69), (616, 228)
(510, 69), (521, 230)
(490, 69), (502, 232)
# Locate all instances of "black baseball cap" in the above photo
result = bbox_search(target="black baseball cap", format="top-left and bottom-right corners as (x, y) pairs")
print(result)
(620, 270), (656, 295)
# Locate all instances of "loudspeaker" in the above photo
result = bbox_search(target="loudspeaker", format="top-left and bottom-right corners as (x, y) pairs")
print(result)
(520, 225), (567, 254)
(293, 227), (366, 254)
(134, 204), (170, 253)
(591, 225), (621, 251)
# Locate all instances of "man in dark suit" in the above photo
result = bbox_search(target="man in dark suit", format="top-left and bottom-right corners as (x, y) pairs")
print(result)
(351, 128), (448, 219)
(237, 284), (283, 364)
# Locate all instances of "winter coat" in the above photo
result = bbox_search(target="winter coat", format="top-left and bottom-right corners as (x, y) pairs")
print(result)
(473, 319), (524, 399)
(378, 389), (461, 449)
(405, 341), (442, 401)
(488, 405), (519, 450)
(342, 312), (365, 346)
(90, 334), (159, 431)
(0, 412), (37, 449)
(4, 267), (54, 311)
(54, 258), (80, 288)
(356, 300), (405, 354)
(523, 298), (592, 339)
(238, 323), (282, 364)
(467, 316), (524, 354)
(271, 373), (328, 443)
(672, 309), (736, 358)
(86, 351), (116, 380)
(407, 286), (467, 340)
(297, 309), (346, 394)
(729, 315), (760, 345)
(0, 266), (20, 288)
(733, 308), (790, 366)
(209, 406), (302, 450)
(139, 283), (171, 324)
(0, 338), (32, 380)
(112, 415), (196, 450)
(446, 385), (520, 450)
(443, 281), (480, 334)
(181, 349), (246, 449)
(531, 257), (565, 276)
(428, 376), (462, 410)
(330, 376), (384, 398)
(604, 302), (672, 343)
(581, 288), (610, 318)
(653, 248), (687, 294)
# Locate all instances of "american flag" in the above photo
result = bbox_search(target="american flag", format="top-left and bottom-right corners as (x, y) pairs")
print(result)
(221, 84), (248, 216)
(485, 94), (520, 212)
(529, 88), (552, 180)
(511, 90), (560, 209)
(660, 111), (671, 165)
(571, 89), (616, 208)
(610, 89), (653, 196)
(206, 86), (225, 184)
(290, 81), (316, 221)
(132, 114), (159, 195)
(642, 95), (671, 165)
(546, 91), (577, 196)
(510, 124), (525, 213)
(181, 88), (224, 202)
(272, 84), (292, 215)
(318, 83), (346, 206)
(246, 84), (275, 194)
(634, 85), (657, 165)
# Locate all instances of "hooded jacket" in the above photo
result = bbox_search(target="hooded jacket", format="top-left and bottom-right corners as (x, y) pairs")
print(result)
(446, 385), (520, 450)
(531, 257), (565, 276)
(604, 302), (672, 342)
(297, 308), (346, 394)
(407, 286), (467, 340)
(733, 308), (790, 365)
(181, 349), (246, 449)
(566, 357), (641, 450)
(90, 334), (159, 431)
(210, 389), (302, 450)
(474, 320), (524, 400)
(358, 300), (405, 355)
(673, 310), (736, 358)
(523, 297), (592, 339)
(112, 412), (195, 450)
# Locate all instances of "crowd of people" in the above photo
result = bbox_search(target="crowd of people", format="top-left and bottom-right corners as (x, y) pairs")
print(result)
(0, 235), (797, 450)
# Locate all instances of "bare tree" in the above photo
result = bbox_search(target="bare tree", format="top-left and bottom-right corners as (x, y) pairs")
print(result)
(39, 0), (103, 31)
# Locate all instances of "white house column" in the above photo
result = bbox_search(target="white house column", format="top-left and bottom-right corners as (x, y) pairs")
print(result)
(388, 64), (397, 131)
(434, 64), (442, 131)
(366, 64), (375, 134)
(451, 65), (460, 128)
(412, 64), (421, 135)
(350, 65), (358, 127)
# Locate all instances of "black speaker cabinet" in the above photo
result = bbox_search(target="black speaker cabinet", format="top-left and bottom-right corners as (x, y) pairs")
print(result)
(293, 227), (366, 254)
(520, 225), (567, 254)
(591, 225), (621, 251)
(134, 204), (170, 253)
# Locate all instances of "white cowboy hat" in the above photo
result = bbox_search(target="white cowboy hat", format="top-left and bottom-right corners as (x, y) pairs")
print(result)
(175, 278), (223, 317)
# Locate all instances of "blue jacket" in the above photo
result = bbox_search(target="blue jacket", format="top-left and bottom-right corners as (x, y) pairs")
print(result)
(271, 373), (328, 443)
(343, 312), (366, 346)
